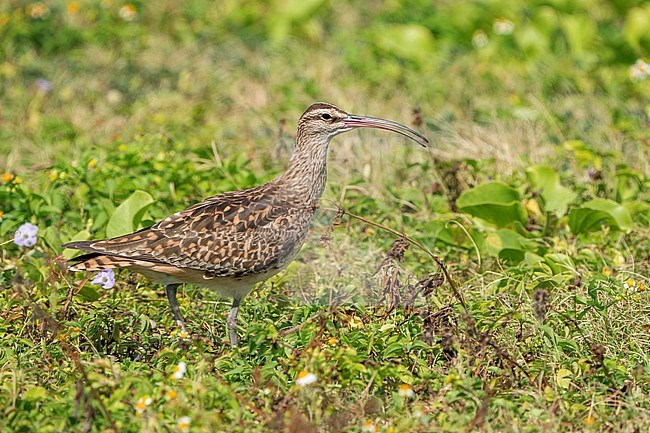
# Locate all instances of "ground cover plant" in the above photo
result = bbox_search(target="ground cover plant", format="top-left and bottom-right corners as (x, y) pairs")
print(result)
(1, 0), (649, 431)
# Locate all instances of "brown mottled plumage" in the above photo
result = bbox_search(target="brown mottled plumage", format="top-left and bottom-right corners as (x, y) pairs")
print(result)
(63, 102), (428, 346)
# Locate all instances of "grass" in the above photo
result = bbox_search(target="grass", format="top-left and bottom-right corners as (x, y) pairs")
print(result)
(1, 0), (650, 432)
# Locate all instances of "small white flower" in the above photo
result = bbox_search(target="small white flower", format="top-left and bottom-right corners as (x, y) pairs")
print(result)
(135, 395), (152, 414)
(27, 2), (50, 19)
(629, 59), (650, 81)
(177, 416), (191, 432)
(171, 361), (187, 380)
(493, 18), (514, 35)
(295, 370), (317, 386)
(361, 420), (379, 433)
(118, 4), (137, 21)
(397, 383), (415, 398)
(472, 30), (488, 49)
(623, 278), (636, 290)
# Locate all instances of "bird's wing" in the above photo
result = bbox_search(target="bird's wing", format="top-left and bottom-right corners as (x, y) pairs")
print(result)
(65, 184), (309, 277)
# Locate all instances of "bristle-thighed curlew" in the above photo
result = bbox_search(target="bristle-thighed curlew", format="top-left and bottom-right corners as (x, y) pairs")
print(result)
(63, 102), (428, 346)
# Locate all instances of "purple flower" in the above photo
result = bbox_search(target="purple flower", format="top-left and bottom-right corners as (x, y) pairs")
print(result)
(13, 222), (39, 247)
(92, 269), (116, 289)
(35, 78), (52, 93)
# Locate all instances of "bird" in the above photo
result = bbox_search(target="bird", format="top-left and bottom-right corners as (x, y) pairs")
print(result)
(63, 102), (428, 346)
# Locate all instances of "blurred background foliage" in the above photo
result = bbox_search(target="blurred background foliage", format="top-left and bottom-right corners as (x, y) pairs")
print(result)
(1, 1), (650, 432)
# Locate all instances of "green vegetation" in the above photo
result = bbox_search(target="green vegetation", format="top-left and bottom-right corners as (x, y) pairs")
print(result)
(1, 0), (649, 431)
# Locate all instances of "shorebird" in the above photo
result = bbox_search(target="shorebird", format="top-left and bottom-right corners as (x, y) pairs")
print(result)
(63, 102), (428, 346)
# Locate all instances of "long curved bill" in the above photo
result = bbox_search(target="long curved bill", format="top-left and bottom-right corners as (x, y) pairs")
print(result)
(344, 114), (429, 147)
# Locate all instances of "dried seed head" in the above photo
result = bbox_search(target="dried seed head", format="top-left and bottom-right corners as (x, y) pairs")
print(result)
(417, 272), (445, 298)
(387, 239), (409, 262)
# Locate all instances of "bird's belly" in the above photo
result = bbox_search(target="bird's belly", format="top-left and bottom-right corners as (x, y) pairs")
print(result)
(132, 246), (299, 300)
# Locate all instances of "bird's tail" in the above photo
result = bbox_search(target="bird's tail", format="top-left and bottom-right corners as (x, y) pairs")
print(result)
(66, 252), (140, 271)
(63, 241), (137, 271)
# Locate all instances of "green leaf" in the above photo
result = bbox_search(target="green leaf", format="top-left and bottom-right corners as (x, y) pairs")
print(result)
(456, 182), (527, 228)
(556, 368), (573, 390)
(615, 168), (643, 202)
(569, 198), (633, 235)
(76, 285), (100, 302)
(526, 166), (576, 216)
(106, 190), (154, 238)
(484, 229), (532, 263)
(624, 5), (650, 52)
(22, 386), (47, 401)
(373, 24), (435, 63)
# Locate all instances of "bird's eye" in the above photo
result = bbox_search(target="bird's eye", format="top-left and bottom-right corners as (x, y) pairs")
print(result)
(321, 113), (332, 121)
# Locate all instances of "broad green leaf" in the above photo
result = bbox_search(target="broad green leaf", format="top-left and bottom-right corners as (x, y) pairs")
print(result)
(485, 229), (542, 263)
(616, 168), (643, 202)
(22, 386), (47, 401)
(456, 182), (527, 228)
(420, 220), (475, 248)
(106, 190), (154, 238)
(76, 285), (100, 302)
(624, 201), (650, 226)
(569, 198), (633, 235)
(526, 166), (576, 216)
(485, 229), (531, 263)
(556, 368), (573, 389)
(544, 253), (575, 274)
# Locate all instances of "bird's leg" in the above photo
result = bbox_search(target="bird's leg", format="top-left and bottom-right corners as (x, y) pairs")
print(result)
(165, 284), (188, 336)
(226, 298), (241, 347)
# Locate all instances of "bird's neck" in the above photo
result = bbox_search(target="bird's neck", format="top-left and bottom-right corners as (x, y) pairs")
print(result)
(280, 133), (330, 204)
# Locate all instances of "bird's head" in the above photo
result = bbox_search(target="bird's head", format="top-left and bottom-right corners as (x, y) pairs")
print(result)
(297, 102), (428, 147)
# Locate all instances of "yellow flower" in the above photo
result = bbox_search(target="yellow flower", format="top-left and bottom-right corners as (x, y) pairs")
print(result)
(638, 283), (647, 292)
(167, 389), (178, 400)
(118, 143), (127, 152)
(444, 374), (459, 384)
(135, 395), (152, 414)
(0, 211), (4, 219)
(67, 2), (80, 14)
(58, 333), (67, 342)
(2, 173), (14, 182)
(602, 267), (612, 277)
(623, 278), (635, 290)
(585, 416), (596, 425)
(87, 159), (97, 168)
(49, 170), (58, 181)
(327, 337), (338, 345)
(14, 176), (22, 184)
